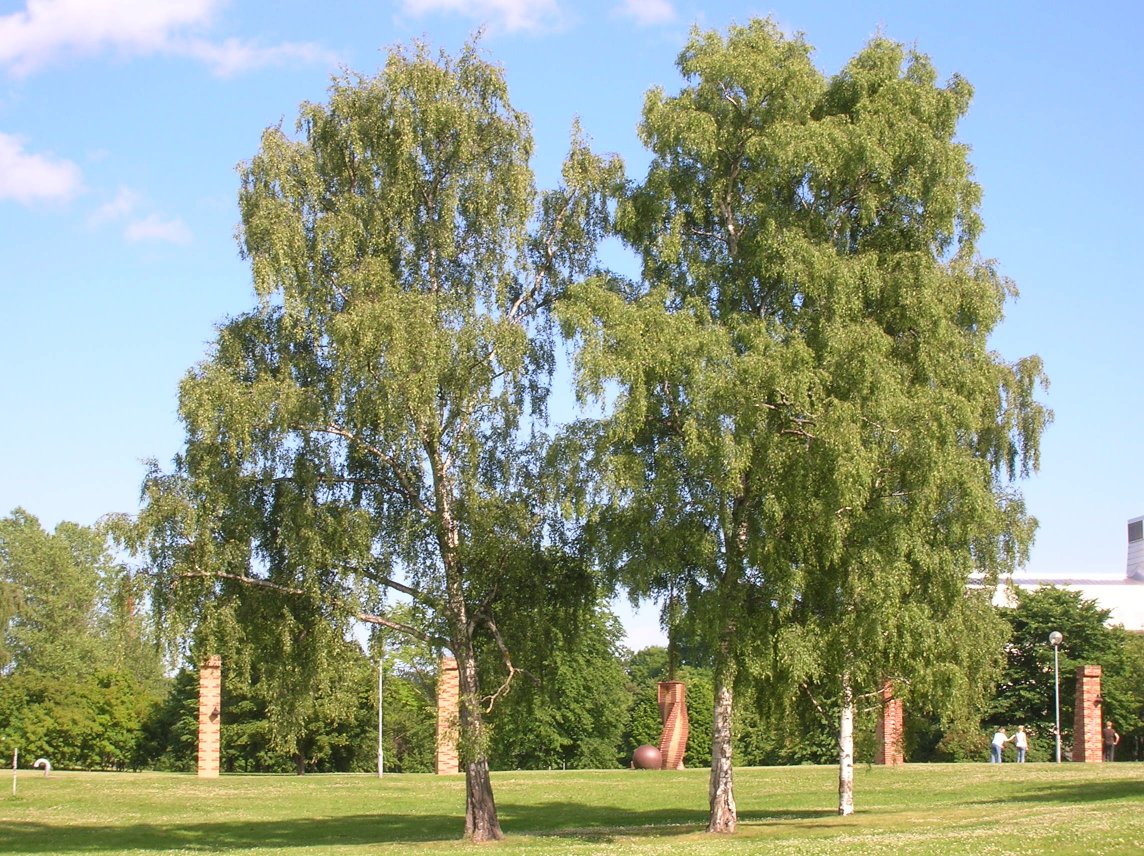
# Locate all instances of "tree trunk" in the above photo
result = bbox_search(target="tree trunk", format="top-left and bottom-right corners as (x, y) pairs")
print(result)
(463, 756), (502, 842)
(430, 448), (503, 842)
(457, 641), (504, 842)
(838, 673), (855, 816)
(707, 660), (737, 833)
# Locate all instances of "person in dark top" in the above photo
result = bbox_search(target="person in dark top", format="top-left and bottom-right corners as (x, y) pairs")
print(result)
(1103, 721), (1120, 762)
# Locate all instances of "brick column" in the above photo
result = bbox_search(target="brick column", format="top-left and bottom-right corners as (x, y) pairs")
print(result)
(1072, 665), (1103, 762)
(657, 681), (689, 770)
(875, 680), (905, 765)
(435, 656), (460, 775)
(197, 655), (222, 778)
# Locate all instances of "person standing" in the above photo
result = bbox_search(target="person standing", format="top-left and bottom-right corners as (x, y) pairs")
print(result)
(1103, 721), (1120, 762)
(1013, 726), (1029, 763)
(990, 727), (1011, 763)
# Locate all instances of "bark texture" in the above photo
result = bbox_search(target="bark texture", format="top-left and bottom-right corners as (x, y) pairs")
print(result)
(838, 675), (855, 816)
(457, 639), (503, 841)
(707, 679), (737, 833)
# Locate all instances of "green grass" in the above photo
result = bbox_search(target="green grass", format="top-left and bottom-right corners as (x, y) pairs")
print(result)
(3, 763), (1143, 854)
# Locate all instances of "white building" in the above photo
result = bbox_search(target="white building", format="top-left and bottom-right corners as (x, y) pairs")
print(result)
(993, 515), (1144, 632)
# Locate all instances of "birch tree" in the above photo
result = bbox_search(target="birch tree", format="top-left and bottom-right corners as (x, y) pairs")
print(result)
(564, 20), (824, 833)
(564, 19), (1046, 829)
(775, 35), (1047, 815)
(132, 41), (613, 842)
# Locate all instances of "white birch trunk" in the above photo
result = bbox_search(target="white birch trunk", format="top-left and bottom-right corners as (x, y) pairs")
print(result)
(707, 679), (737, 833)
(838, 673), (854, 816)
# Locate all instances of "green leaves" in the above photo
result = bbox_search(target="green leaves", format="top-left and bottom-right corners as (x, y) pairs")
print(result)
(562, 18), (1048, 820)
(0, 510), (167, 770)
(133, 37), (629, 838)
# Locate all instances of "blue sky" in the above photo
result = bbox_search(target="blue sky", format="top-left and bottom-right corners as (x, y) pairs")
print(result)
(2, 1), (1141, 650)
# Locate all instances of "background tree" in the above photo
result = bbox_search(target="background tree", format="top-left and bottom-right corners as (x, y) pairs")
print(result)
(1111, 633), (1144, 761)
(485, 605), (631, 770)
(1, 509), (105, 676)
(219, 634), (377, 774)
(0, 669), (156, 770)
(374, 621), (438, 774)
(0, 578), (16, 672)
(136, 667), (201, 771)
(0, 509), (166, 769)
(130, 40), (614, 842)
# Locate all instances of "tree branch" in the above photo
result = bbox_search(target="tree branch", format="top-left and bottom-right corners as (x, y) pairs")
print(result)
(358, 611), (449, 647)
(801, 683), (834, 727)
(304, 423), (431, 515)
(177, 568), (449, 648)
(177, 569), (304, 595)
(478, 608), (535, 712)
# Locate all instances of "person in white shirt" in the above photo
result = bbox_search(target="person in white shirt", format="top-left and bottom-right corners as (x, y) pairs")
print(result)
(990, 727), (1011, 763)
(1013, 725), (1029, 763)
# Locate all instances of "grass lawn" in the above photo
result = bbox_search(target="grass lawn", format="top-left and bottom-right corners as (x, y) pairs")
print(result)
(2, 763), (1143, 855)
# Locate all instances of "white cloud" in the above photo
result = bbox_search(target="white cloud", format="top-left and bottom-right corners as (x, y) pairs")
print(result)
(0, 0), (334, 76)
(0, 132), (82, 203)
(179, 36), (339, 78)
(90, 186), (193, 246)
(88, 185), (140, 225)
(615, 0), (675, 26)
(125, 213), (192, 245)
(399, 0), (563, 33)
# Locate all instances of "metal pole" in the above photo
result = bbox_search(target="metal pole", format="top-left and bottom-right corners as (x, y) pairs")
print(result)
(377, 656), (384, 778)
(1053, 643), (1061, 763)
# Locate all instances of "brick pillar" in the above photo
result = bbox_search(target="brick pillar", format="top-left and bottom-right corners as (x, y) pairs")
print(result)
(197, 655), (222, 778)
(657, 681), (689, 770)
(435, 655), (460, 775)
(875, 680), (905, 765)
(1072, 665), (1103, 762)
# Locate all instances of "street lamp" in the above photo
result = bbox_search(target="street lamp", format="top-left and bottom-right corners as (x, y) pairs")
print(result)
(377, 651), (385, 779)
(1049, 630), (1063, 763)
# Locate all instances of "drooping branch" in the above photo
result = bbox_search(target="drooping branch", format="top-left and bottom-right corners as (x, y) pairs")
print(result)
(351, 564), (442, 611)
(801, 682), (833, 727)
(477, 608), (534, 712)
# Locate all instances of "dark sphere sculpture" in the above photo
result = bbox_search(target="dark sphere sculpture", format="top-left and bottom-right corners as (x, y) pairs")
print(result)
(632, 744), (663, 770)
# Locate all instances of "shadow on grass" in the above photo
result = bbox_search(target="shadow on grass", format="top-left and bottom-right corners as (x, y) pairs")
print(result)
(502, 801), (836, 843)
(0, 813), (455, 854)
(974, 778), (1144, 807)
(0, 801), (841, 852)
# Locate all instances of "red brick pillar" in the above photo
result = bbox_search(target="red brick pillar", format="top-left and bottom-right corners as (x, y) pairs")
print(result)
(1072, 665), (1103, 762)
(435, 656), (460, 774)
(875, 680), (904, 765)
(197, 655), (221, 778)
(657, 681), (689, 770)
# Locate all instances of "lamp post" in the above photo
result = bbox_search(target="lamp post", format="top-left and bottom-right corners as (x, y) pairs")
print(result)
(1049, 630), (1063, 763)
(377, 651), (385, 779)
